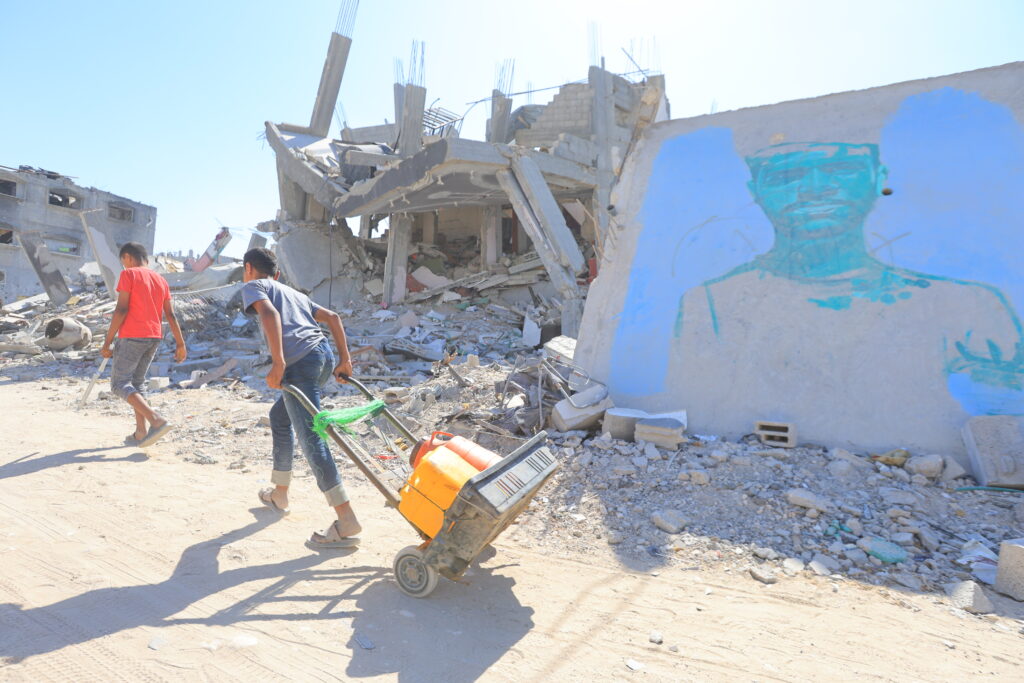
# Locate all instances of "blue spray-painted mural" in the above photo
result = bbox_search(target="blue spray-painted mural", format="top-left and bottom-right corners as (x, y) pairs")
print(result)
(609, 87), (1024, 417)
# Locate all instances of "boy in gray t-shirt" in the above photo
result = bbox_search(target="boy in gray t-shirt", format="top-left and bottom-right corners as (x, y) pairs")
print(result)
(242, 247), (360, 548)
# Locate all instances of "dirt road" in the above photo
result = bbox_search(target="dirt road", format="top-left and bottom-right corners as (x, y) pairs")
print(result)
(0, 377), (1022, 681)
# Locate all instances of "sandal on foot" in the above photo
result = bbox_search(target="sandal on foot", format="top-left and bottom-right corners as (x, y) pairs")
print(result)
(258, 487), (290, 515)
(124, 433), (143, 447)
(306, 520), (360, 550)
(139, 421), (174, 448)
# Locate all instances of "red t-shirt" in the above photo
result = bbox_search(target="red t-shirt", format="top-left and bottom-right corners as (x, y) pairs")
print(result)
(116, 267), (170, 338)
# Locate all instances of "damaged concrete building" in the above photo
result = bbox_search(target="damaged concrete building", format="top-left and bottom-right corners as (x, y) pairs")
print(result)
(0, 165), (156, 305)
(262, 14), (668, 336)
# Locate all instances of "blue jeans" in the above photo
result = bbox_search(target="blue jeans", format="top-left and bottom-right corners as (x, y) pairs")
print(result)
(269, 339), (348, 506)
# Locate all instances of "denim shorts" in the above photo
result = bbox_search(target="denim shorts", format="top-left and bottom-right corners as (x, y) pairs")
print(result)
(110, 337), (161, 399)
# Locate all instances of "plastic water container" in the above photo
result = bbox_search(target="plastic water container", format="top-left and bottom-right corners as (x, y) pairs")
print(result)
(399, 445), (481, 537)
(410, 432), (502, 471)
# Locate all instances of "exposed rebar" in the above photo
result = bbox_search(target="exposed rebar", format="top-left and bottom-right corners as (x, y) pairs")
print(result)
(334, 0), (360, 37)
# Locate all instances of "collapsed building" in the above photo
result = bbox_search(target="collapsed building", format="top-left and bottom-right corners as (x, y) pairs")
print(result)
(262, 20), (668, 336)
(0, 165), (156, 306)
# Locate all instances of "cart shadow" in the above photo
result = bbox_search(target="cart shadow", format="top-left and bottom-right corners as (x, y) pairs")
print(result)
(164, 556), (535, 682)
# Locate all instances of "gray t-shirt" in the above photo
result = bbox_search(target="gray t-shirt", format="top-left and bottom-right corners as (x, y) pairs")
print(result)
(242, 278), (325, 365)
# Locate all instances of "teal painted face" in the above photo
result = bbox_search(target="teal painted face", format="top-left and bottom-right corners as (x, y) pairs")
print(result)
(747, 143), (887, 240)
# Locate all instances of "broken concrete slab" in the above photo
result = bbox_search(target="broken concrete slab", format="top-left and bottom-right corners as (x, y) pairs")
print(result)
(18, 231), (72, 306)
(551, 384), (614, 432)
(962, 416), (1024, 488)
(994, 537), (1024, 601)
(410, 266), (452, 290)
(542, 335), (576, 364)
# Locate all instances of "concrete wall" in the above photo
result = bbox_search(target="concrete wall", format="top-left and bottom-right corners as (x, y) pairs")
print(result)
(576, 62), (1024, 459)
(0, 168), (156, 302)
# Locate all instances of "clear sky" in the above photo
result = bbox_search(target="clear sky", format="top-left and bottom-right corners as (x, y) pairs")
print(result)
(1, 0), (1021, 257)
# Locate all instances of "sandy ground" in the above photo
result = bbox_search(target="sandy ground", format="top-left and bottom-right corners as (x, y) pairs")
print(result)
(1, 376), (1022, 682)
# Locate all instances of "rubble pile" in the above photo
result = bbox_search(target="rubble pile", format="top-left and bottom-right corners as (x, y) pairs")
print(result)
(512, 429), (1024, 596)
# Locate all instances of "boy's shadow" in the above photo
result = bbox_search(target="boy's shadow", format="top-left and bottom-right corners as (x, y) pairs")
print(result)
(0, 510), (331, 663)
(0, 448), (148, 481)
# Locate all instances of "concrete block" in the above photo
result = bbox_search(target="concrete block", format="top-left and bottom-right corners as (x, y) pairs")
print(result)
(147, 377), (171, 391)
(635, 416), (687, 449)
(755, 421), (797, 448)
(994, 537), (1024, 601)
(962, 416), (1024, 488)
(945, 580), (994, 613)
(603, 407), (646, 441)
(551, 384), (613, 432)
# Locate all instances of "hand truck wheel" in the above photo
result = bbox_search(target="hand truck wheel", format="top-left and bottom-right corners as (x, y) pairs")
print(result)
(393, 545), (439, 598)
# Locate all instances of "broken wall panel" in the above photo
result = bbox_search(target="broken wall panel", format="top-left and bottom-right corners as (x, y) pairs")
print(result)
(576, 61), (1024, 461)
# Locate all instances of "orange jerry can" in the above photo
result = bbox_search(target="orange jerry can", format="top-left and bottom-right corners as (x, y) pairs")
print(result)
(399, 445), (481, 538)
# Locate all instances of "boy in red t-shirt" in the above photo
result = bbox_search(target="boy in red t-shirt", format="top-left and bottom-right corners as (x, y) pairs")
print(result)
(100, 242), (187, 447)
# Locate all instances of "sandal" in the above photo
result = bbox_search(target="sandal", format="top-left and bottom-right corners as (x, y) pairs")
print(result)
(306, 520), (360, 550)
(258, 487), (290, 515)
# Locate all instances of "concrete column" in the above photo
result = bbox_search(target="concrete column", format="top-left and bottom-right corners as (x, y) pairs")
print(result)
(359, 214), (372, 239)
(398, 84), (427, 156)
(481, 205), (501, 266)
(487, 89), (512, 143)
(309, 33), (352, 138)
(588, 66), (615, 254)
(422, 211), (437, 244)
(383, 213), (412, 305)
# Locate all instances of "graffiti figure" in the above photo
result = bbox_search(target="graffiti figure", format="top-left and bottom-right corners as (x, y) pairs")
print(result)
(671, 141), (1024, 419)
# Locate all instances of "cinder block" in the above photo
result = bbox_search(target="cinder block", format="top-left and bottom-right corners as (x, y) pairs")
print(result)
(755, 421), (797, 448)
(994, 537), (1024, 601)
(551, 385), (613, 432)
(962, 416), (1024, 488)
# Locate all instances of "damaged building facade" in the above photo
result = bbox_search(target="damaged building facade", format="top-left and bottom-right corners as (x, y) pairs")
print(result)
(263, 18), (668, 336)
(0, 165), (156, 305)
(576, 61), (1024, 461)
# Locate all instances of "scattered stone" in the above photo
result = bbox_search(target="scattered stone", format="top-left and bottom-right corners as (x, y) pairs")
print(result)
(785, 488), (833, 512)
(689, 470), (710, 486)
(827, 459), (855, 480)
(941, 455), (969, 483)
(891, 572), (924, 591)
(649, 631), (663, 644)
(749, 566), (778, 584)
(753, 546), (779, 561)
(879, 487), (918, 507)
(891, 532), (916, 547)
(811, 553), (840, 573)
(782, 558), (805, 575)
(946, 580), (994, 614)
(669, 645), (679, 653)
(905, 454), (944, 478)
(606, 531), (625, 545)
(844, 548), (869, 565)
(830, 447), (873, 470)
(624, 658), (644, 672)
(651, 510), (688, 534)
